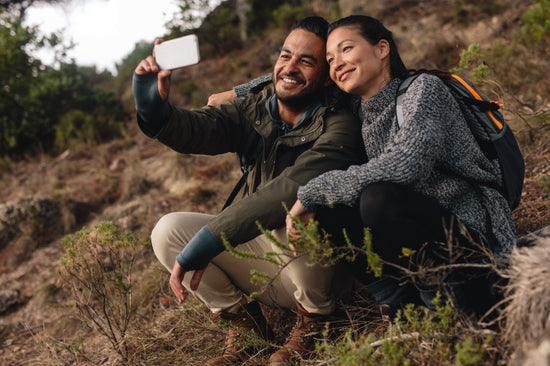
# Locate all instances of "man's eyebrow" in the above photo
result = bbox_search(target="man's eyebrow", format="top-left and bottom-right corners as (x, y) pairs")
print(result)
(281, 47), (318, 62)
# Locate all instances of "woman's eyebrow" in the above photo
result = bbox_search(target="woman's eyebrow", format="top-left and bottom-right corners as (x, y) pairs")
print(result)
(336, 39), (354, 48)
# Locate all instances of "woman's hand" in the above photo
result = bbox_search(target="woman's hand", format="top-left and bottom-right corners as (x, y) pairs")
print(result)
(286, 199), (316, 255)
(207, 89), (236, 106)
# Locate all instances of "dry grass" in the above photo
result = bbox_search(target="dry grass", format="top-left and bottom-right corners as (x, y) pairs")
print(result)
(502, 233), (550, 352)
(123, 287), (390, 365)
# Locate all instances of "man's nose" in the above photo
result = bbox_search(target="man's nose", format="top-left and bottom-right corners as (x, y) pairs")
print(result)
(284, 57), (300, 73)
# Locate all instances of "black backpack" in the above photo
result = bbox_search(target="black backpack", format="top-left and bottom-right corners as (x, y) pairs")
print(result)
(396, 73), (525, 210)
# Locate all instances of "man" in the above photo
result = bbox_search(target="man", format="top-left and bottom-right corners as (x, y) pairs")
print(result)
(133, 17), (364, 365)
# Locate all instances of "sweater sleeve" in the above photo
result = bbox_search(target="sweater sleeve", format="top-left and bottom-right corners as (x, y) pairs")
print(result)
(233, 73), (273, 98)
(298, 75), (453, 210)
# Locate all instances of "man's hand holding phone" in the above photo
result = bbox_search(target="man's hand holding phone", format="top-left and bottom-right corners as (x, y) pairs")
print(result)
(134, 39), (171, 100)
(134, 35), (200, 101)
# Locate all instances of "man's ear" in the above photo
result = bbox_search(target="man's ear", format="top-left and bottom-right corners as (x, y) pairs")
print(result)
(377, 39), (390, 59)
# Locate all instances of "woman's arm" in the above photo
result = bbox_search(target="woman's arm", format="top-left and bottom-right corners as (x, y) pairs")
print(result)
(207, 73), (273, 106)
(298, 75), (453, 211)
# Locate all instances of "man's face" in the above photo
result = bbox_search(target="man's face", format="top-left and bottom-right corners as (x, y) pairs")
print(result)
(273, 29), (330, 111)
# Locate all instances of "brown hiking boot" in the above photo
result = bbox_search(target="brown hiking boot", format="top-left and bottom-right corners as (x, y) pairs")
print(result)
(206, 301), (274, 365)
(268, 302), (329, 366)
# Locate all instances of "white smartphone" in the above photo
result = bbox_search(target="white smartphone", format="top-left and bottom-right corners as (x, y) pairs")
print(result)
(154, 34), (200, 70)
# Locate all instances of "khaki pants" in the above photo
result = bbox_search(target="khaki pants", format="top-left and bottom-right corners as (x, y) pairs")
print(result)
(152, 212), (347, 315)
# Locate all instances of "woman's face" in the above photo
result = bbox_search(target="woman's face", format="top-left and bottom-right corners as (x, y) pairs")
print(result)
(326, 26), (391, 99)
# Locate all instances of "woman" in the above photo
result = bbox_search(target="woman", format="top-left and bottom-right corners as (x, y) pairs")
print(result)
(216, 15), (516, 313)
(285, 15), (516, 313)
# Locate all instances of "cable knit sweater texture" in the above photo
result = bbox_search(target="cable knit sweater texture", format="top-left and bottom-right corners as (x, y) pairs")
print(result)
(297, 74), (516, 256)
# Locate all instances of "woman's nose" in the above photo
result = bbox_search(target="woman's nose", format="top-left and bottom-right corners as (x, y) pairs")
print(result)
(331, 56), (344, 71)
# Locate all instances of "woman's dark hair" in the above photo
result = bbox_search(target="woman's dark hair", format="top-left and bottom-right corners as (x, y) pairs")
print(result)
(291, 16), (329, 42)
(328, 15), (408, 79)
(328, 15), (452, 81)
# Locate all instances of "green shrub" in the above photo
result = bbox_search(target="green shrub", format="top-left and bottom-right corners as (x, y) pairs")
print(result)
(453, 0), (499, 24)
(517, 0), (550, 47)
(198, 6), (241, 55)
(57, 222), (150, 363)
(451, 1), (550, 123)
(54, 109), (121, 150)
(318, 295), (492, 365)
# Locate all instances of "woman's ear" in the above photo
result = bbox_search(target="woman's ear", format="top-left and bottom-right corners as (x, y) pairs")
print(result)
(377, 39), (390, 59)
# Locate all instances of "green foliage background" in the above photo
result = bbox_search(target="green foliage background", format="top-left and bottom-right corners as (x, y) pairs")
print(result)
(0, 13), (125, 158)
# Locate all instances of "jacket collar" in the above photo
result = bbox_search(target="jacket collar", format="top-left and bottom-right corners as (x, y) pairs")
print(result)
(265, 95), (326, 135)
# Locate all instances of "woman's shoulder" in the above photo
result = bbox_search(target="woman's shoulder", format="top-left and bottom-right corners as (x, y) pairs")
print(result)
(410, 72), (447, 89)
(405, 72), (453, 102)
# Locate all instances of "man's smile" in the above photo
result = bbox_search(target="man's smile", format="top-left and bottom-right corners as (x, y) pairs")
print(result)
(278, 74), (305, 87)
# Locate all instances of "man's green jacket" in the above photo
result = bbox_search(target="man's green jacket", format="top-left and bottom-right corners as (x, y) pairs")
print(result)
(141, 82), (364, 247)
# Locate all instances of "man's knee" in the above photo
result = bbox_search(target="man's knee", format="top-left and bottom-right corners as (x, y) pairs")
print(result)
(151, 212), (214, 269)
(151, 213), (180, 252)
(150, 213), (183, 269)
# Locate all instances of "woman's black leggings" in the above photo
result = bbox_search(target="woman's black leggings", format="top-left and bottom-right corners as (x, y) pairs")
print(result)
(359, 182), (499, 314)
(316, 182), (498, 313)
(359, 182), (487, 271)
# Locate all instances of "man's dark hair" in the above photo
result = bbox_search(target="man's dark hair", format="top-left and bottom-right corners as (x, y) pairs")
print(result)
(290, 16), (329, 42)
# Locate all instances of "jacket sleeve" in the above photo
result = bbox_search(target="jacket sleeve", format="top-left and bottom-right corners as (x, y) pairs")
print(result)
(151, 100), (250, 155)
(207, 108), (364, 246)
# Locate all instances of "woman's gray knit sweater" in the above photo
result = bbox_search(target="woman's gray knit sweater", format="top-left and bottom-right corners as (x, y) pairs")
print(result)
(297, 74), (516, 256)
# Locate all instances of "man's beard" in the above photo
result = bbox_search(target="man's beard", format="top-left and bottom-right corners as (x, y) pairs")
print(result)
(276, 89), (322, 112)
(274, 70), (327, 113)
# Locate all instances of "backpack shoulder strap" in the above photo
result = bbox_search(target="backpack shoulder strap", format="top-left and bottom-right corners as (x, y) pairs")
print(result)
(396, 75), (419, 127)
(221, 130), (263, 211)
(222, 172), (248, 211)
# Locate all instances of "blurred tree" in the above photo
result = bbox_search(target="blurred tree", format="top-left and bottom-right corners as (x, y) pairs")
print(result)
(0, 0), (68, 21)
(113, 40), (152, 97)
(0, 9), (123, 157)
(245, 0), (302, 35)
(165, 0), (306, 46)
(165, 0), (215, 33)
(0, 15), (47, 154)
(236, 0), (249, 41)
